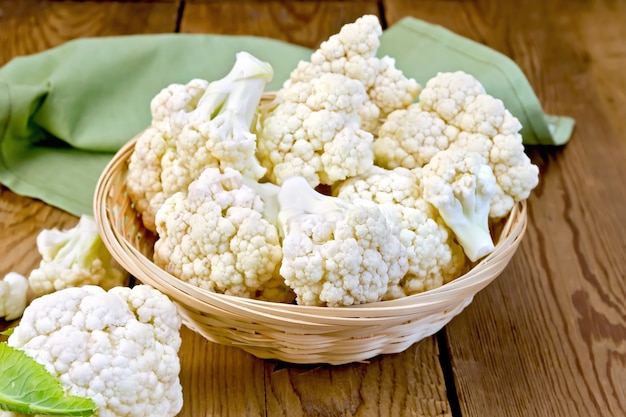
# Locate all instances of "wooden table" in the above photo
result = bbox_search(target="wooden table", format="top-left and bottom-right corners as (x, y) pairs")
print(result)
(1, 1), (625, 416)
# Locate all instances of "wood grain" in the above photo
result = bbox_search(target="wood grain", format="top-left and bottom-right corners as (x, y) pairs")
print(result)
(0, 0), (180, 66)
(180, 0), (380, 48)
(265, 337), (450, 417)
(385, 1), (626, 416)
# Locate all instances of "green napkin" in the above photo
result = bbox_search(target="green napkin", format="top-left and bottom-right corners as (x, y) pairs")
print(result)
(0, 17), (574, 217)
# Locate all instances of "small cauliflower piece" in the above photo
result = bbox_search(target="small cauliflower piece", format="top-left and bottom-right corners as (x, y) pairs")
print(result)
(422, 147), (497, 262)
(374, 103), (460, 169)
(150, 78), (210, 136)
(448, 131), (539, 217)
(418, 70), (486, 122)
(154, 167), (292, 302)
(0, 272), (29, 320)
(6, 284), (183, 417)
(126, 79), (210, 231)
(334, 166), (467, 296)
(287, 14), (420, 126)
(277, 176), (408, 306)
(127, 51), (273, 232)
(378, 71), (539, 219)
(28, 215), (128, 297)
(258, 73), (375, 188)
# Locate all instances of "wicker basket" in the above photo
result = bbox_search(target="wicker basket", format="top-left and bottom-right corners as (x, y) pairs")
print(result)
(94, 137), (527, 365)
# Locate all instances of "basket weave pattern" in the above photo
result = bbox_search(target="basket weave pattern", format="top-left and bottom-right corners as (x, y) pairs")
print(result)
(94, 138), (527, 365)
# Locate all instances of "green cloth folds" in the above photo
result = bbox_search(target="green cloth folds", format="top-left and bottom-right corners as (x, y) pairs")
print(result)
(0, 17), (574, 217)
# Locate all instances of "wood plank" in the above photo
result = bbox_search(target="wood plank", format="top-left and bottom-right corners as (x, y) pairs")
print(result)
(384, 1), (626, 416)
(181, 0), (380, 48)
(265, 337), (450, 417)
(0, 0), (180, 66)
(178, 326), (267, 417)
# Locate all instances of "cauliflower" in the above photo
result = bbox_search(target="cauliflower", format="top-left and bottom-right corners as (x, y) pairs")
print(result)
(27, 215), (128, 297)
(334, 166), (467, 296)
(374, 71), (539, 219)
(277, 176), (408, 306)
(0, 272), (29, 320)
(421, 147), (497, 262)
(125, 79), (209, 231)
(257, 72), (375, 188)
(6, 284), (183, 417)
(374, 103), (459, 169)
(150, 78), (210, 137)
(287, 14), (420, 126)
(153, 167), (292, 302)
(127, 51), (273, 232)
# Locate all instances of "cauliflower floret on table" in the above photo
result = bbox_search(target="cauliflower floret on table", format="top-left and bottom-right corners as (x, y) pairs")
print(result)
(153, 167), (291, 302)
(27, 215), (128, 297)
(257, 72), (375, 188)
(277, 176), (408, 307)
(287, 14), (420, 128)
(335, 166), (467, 296)
(127, 51), (273, 232)
(6, 284), (183, 417)
(0, 272), (29, 321)
(375, 71), (539, 219)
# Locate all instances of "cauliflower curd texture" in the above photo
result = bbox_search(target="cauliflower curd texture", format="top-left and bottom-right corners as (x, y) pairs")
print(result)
(6, 285), (183, 417)
(126, 14), (539, 307)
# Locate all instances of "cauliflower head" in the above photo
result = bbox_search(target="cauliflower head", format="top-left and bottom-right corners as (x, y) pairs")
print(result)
(287, 14), (420, 125)
(375, 71), (539, 219)
(257, 72), (375, 188)
(334, 166), (467, 296)
(277, 176), (408, 306)
(126, 79), (209, 232)
(153, 167), (291, 302)
(28, 215), (128, 297)
(6, 285), (183, 417)
(374, 103), (459, 169)
(127, 52), (273, 232)
(422, 147), (497, 262)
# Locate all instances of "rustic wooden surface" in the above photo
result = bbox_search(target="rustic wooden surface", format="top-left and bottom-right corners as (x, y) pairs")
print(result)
(0, 1), (624, 416)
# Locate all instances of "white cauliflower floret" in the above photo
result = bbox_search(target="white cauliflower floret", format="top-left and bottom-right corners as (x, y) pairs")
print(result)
(384, 204), (467, 297)
(375, 103), (460, 169)
(127, 51), (273, 232)
(287, 14), (420, 126)
(6, 284), (183, 417)
(377, 71), (539, 219)
(277, 176), (408, 306)
(150, 78), (209, 134)
(418, 70), (486, 122)
(334, 166), (467, 296)
(422, 147), (497, 262)
(369, 55), (422, 115)
(153, 167), (291, 302)
(448, 131), (538, 217)
(0, 272), (29, 320)
(258, 73), (375, 187)
(27, 215), (128, 297)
